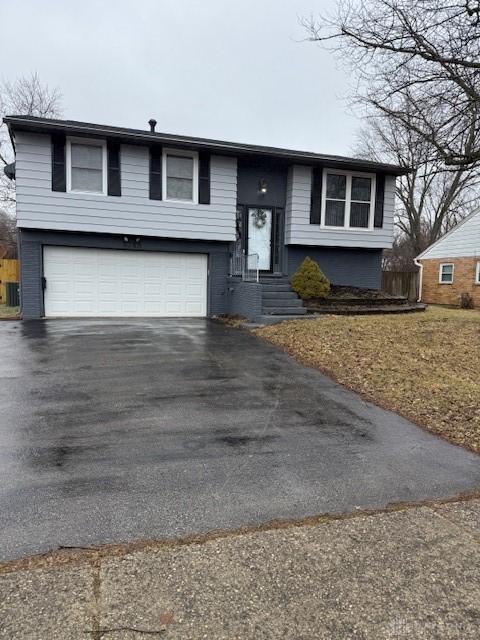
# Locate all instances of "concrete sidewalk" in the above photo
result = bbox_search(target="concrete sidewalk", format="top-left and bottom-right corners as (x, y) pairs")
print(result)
(1, 498), (479, 639)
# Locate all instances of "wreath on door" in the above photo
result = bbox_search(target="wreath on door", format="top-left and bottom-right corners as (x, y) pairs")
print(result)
(252, 209), (267, 229)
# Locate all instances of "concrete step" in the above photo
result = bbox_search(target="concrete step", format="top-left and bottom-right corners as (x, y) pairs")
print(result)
(263, 298), (304, 308)
(259, 284), (292, 292)
(262, 306), (308, 315)
(262, 290), (299, 300)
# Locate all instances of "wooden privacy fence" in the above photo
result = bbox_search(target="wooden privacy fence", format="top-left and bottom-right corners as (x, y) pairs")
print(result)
(382, 270), (419, 301)
(0, 259), (19, 304)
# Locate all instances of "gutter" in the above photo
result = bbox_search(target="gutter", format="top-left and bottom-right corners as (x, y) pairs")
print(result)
(3, 115), (409, 175)
(414, 258), (423, 303)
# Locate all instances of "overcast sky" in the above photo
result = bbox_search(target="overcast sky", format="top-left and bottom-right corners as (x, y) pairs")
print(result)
(1, 0), (360, 155)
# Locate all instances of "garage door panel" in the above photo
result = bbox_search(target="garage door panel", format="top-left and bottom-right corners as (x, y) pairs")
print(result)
(43, 247), (208, 317)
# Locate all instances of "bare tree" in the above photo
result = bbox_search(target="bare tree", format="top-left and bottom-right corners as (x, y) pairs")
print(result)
(0, 209), (17, 258)
(0, 72), (62, 125)
(355, 113), (479, 260)
(0, 72), (62, 224)
(303, 0), (480, 168)
(382, 235), (424, 271)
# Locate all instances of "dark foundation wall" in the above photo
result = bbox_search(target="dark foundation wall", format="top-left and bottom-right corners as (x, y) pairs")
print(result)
(19, 229), (230, 319)
(286, 246), (383, 290)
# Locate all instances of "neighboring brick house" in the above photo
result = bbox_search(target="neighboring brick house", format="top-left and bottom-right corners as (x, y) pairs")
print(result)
(415, 209), (480, 307)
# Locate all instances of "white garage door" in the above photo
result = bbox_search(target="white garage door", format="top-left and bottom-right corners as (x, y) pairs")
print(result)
(43, 246), (208, 317)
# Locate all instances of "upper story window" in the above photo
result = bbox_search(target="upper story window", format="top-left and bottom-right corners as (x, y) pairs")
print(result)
(162, 149), (198, 203)
(439, 263), (454, 283)
(66, 138), (107, 195)
(475, 262), (480, 284)
(322, 170), (375, 230)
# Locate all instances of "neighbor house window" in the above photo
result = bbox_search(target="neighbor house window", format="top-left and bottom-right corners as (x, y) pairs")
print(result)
(322, 170), (375, 229)
(439, 263), (454, 283)
(67, 138), (107, 195)
(162, 149), (198, 203)
(476, 262), (480, 284)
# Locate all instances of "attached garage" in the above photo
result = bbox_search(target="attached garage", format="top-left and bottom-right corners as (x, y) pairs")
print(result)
(43, 246), (208, 317)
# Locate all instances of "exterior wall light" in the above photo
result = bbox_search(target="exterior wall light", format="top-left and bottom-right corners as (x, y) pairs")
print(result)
(259, 178), (268, 194)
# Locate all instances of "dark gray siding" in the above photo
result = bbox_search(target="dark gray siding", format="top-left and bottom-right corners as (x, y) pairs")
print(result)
(286, 246), (383, 289)
(237, 157), (288, 207)
(227, 279), (263, 319)
(19, 236), (43, 320)
(19, 229), (230, 319)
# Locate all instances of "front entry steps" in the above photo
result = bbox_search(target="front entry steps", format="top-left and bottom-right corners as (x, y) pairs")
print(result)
(255, 277), (307, 322)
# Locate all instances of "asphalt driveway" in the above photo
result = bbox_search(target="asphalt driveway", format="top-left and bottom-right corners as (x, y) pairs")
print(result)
(0, 319), (479, 562)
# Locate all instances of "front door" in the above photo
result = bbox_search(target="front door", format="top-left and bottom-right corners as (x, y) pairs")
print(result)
(247, 207), (273, 271)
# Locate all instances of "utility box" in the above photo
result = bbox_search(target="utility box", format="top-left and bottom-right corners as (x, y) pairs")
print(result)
(6, 282), (19, 307)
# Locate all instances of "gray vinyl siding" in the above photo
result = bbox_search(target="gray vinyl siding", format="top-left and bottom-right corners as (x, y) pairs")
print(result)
(285, 165), (395, 249)
(19, 229), (230, 319)
(287, 246), (383, 289)
(15, 132), (237, 242)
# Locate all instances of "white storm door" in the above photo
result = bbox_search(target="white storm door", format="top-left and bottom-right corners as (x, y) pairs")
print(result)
(247, 208), (272, 271)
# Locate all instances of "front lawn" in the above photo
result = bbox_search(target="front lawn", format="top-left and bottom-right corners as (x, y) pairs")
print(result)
(253, 307), (480, 453)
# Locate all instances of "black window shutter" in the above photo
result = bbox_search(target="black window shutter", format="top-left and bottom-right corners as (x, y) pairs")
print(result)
(149, 146), (162, 200)
(310, 167), (322, 224)
(374, 173), (385, 228)
(51, 133), (66, 192)
(198, 152), (210, 204)
(107, 140), (121, 196)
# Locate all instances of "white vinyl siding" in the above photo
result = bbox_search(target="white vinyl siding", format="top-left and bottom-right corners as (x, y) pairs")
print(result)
(43, 246), (208, 317)
(417, 209), (480, 259)
(284, 165), (395, 248)
(15, 132), (237, 242)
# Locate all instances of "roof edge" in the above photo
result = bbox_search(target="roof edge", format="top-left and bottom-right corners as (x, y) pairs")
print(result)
(416, 207), (480, 259)
(3, 115), (409, 175)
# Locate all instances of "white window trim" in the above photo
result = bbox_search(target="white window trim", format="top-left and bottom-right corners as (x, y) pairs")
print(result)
(66, 137), (108, 196)
(162, 148), (199, 204)
(320, 169), (376, 231)
(439, 262), (454, 284)
(475, 261), (480, 284)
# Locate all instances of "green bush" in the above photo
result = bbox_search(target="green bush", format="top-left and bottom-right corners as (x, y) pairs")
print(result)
(290, 257), (330, 300)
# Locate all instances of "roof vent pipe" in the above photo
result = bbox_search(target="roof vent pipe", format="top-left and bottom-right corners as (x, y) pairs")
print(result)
(148, 119), (157, 133)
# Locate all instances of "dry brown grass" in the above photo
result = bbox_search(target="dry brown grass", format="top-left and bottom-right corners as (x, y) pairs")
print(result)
(253, 307), (480, 453)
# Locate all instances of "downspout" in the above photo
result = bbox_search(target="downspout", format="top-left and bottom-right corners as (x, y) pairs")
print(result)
(414, 258), (423, 303)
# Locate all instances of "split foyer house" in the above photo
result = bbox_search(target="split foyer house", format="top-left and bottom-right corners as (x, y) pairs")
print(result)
(4, 115), (406, 321)
(416, 208), (480, 307)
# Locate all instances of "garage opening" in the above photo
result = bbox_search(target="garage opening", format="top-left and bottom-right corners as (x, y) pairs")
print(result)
(43, 246), (208, 317)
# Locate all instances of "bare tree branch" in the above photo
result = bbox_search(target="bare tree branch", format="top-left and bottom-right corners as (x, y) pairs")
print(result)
(303, 0), (480, 168)
(0, 72), (62, 224)
(355, 111), (479, 263)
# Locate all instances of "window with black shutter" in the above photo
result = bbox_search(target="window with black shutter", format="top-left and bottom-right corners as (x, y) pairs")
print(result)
(51, 134), (66, 192)
(149, 145), (162, 200)
(107, 140), (121, 196)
